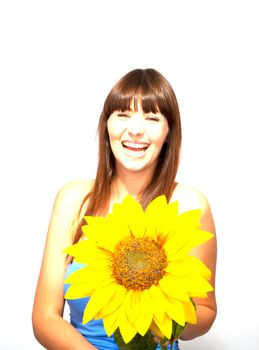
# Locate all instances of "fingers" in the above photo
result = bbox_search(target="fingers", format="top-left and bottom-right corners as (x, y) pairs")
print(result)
(150, 330), (175, 346)
(153, 335), (171, 346)
(153, 335), (161, 344)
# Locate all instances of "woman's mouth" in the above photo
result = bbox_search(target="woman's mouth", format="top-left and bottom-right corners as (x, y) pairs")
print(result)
(122, 141), (149, 152)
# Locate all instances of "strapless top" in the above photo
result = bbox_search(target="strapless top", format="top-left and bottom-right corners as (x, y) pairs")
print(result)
(64, 262), (180, 350)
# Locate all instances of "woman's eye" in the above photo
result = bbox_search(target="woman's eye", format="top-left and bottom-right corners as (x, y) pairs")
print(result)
(117, 113), (130, 118)
(146, 115), (160, 122)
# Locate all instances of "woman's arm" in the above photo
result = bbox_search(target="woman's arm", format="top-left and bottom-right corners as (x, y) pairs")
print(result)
(176, 185), (217, 340)
(32, 180), (97, 350)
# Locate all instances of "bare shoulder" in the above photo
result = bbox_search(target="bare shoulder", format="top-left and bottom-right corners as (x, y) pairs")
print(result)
(47, 179), (94, 244)
(171, 183), (210, 213)
(171, 183), (216, 238)
(57, 179), (94, 201)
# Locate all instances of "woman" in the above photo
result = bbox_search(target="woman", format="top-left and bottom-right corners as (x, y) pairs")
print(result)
(32, 68), (217, 349)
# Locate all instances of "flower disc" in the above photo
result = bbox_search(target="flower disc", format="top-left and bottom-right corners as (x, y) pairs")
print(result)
(112, 237), (167, 291)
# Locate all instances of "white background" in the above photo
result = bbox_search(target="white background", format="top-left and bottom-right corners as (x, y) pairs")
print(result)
(1, 1), (258, 349)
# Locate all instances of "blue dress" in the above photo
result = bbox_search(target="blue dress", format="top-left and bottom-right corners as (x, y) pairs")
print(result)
(64, 262), (180, 350)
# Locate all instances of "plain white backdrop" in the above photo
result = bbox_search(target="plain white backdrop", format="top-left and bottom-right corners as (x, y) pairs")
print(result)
(1, 1), (258, 349)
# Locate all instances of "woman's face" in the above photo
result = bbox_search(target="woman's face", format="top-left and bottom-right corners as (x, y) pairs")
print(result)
(107, 100), (169, 175)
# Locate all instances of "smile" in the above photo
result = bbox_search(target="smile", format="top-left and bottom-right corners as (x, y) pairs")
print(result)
(122, 141), (149, 152)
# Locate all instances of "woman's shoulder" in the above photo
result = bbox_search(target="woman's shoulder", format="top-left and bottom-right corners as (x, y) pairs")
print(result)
(52, 179), (95, 219)
(57, 179), (94, 200)
(49, 179), (95, 242)
(171, 182), (211, 213)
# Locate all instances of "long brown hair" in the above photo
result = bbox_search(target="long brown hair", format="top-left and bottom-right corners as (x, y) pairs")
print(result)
(73, 68), (182, 243)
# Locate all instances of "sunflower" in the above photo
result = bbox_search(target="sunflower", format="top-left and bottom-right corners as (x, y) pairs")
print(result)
(64, 195), (213, 343)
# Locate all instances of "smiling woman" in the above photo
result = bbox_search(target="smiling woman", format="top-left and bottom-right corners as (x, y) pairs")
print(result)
(90, 68), (182, 217)
(32, 68), (217, 350)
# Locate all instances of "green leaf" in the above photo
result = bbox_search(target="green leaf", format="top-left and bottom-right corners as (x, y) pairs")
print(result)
(114, 328), (157, 350)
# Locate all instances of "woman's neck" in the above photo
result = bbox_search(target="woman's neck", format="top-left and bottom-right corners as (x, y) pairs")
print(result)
(111, 168), (153, 203)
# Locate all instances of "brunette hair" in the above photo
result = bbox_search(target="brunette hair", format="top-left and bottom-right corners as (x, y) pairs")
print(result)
(73, 68), (181, 243)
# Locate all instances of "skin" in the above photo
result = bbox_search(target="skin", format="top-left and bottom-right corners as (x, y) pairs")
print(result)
(32, 102), (217, 349)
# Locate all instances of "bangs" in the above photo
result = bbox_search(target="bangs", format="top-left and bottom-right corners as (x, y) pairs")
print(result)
(103, 72), (172, 121)
(104, 91), (162, 116)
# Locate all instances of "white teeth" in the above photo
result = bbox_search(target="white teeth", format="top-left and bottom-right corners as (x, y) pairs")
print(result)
(122, 141), (149, 149)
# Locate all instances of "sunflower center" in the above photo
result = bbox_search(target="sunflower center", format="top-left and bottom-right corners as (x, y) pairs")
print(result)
(112, 237), (167, 291)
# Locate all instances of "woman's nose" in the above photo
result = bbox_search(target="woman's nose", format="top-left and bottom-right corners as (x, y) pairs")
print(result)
(127, 116), (144, 136)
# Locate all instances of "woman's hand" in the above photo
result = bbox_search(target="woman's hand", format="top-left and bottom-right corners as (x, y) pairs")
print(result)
(151, 330), (178, 347)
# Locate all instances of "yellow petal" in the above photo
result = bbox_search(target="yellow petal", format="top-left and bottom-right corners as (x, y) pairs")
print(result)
(64, 240), (93, 261)
(65, 283), (92, 299)
(122, 195), (146, 238)
(103, 309), (120, 336)
(118, 302), (138, 343)
(153, 313), (172, 339)
(149, 321), (164, 338)
(123, 290), (142, 324)
(178, 275), (214, 298)
(144, 196), (168, 240)
(64, 265), (110, 284)
(95, 284), (127, 318)
(82, 218), (113, 244)
(183, 301), (197, 324)
(110, 203), (135, 239)
(64, 239), (112, 266)
(164, 229), (214, 260)
(159, 275), (190, 301)
(148, 285), (167, 322)
(98, 216), (131, 251)
(134, 290), (154, 336)
(119, 321), (137, 344)
(145, 195), (168, 213)
(85, 224), (117, 252)
(82, 216), (106, 236)
(82, 283), (118, 324)
(157, 201), (179, 240)
(177, 209), (202, 230)
(167, 201), (179, 216)
(84, 216), (106, 225)
(165, 256), (211, 279)
(83, 217), (126, 253)
(164, 296), (186, 326)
